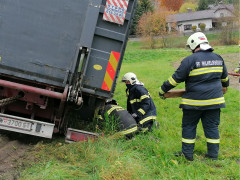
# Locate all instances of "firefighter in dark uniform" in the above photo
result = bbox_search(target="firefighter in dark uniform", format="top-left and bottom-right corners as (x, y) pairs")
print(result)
(98, 100), (138, 139)
(122, 72), (158, 131)
(234, 61), (240, 82)
(159, 32), (229, 161)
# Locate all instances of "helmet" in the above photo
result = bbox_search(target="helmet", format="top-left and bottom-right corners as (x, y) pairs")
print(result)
(187, 32), (212, 51)
(122, 72), (141, 85)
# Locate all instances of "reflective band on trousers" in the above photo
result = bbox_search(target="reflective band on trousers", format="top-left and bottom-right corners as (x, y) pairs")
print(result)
(168, 76), (179, 86)
(182, 138), (196, 143)
(139, 116), (156, 125)
(181, 97), (225, 106)
(206, 138), (220, 143)
(121, 126), (138, 135)
(189, 67), (223, 76)
(221, 76), (229, 82)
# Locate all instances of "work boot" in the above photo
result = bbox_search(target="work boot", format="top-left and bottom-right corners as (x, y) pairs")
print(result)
(175, 152), (193, 161)
(205, 154), (218, 160)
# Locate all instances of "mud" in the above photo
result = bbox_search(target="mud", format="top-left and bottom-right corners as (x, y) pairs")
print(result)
(0, 131), (41, 180)
(173, 53), (239, 90)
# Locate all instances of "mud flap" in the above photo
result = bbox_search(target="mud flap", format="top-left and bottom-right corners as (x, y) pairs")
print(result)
(65, 128), (99, 143)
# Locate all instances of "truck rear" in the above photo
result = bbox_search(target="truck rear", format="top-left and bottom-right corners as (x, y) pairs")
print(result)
(0, 0), (137, 140)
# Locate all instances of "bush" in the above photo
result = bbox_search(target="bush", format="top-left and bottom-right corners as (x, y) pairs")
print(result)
(199, 23), (206, 31)
(192, 25), (197, 32)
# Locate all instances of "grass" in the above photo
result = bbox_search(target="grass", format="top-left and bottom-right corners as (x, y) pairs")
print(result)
(133, 30), (239, 49)
(19, 42), (240, 179)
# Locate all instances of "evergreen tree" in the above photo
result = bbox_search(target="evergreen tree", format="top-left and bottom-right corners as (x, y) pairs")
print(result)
(197, 0), (209, 10)
(130, 0), (153, 35)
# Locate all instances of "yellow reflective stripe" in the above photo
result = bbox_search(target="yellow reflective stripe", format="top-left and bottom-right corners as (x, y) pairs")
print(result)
(221, 76), (229, 82)
(130, 95), (150, 104)
(139, 116), (156, 125)
(130, 99), (138, 104)
(140, 95), (150, 101)
(189, 67), (223, 76)
(206, 138), (220, 143)
(120, 126), (138, 135)
(168, 76), (179, 86)
(138, 108), (145, 115)
(181, 97), (225, 106)
(159, 87), (165, 94)
(182, 138), (196, 143)
(97, 115), (103, 120)
(107, 106), (122, 115)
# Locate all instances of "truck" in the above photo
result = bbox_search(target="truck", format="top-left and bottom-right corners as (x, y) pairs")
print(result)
(0, 0), (137, 141)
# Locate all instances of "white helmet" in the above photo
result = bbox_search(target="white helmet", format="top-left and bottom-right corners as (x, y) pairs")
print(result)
(187, 32), (212, 51)
(122, 72), (143, 85)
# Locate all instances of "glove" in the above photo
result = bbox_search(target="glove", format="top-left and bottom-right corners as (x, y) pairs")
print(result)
(131, 113), (138, 119)
(159, 92), (165, 100)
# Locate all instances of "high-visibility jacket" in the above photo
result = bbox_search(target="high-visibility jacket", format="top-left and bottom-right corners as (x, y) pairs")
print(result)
(160, 50), (229, 110)
(127, 84), (157, 125)
(98, 104), (138, 138)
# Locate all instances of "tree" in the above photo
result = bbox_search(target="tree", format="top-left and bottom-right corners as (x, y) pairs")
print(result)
(179, 2), (197, 13)
(130, 0), (154, 35)
(197, 0), (208, 11)
(137, 8), (176, 48)
(159, 0), (183, 11)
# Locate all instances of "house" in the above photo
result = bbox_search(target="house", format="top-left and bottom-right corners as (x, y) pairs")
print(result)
(167, 3), (236, 33)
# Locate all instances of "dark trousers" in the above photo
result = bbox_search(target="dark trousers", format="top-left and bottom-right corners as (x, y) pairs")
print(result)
(182, 109), (220, 158)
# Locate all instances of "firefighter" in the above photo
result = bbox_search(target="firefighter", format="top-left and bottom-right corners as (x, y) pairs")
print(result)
(159, 32), (229, 161)
(122, 72), (158, 131)
(98, 100), (138, 139)
(234, 62), (240, 82)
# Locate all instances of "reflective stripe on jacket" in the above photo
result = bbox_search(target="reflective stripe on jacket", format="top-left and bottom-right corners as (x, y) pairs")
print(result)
(160, 50), (229, 110)
(99, 104), (138, 137)
(127, 84), (157, 124)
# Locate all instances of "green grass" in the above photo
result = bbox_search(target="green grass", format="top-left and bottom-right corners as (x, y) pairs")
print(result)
(132, 30), (239, 49)
(19, 43), (240, 180)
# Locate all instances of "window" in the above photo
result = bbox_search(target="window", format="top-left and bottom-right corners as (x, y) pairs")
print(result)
(184, 24), (192, 30)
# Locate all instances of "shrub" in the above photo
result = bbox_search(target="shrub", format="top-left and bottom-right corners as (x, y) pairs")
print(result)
(192, 25), (197, 32)
(199, 23), (206, 31)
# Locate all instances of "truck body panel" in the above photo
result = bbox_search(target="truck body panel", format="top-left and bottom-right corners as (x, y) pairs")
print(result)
(0, 0), (137, 138)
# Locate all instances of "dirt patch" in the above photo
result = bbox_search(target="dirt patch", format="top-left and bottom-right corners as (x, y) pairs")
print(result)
(172, 53), (239, 90)
(0, 130), (42, 180)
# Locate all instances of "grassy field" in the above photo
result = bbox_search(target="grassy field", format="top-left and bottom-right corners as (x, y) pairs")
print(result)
(19, 42), (240, 180)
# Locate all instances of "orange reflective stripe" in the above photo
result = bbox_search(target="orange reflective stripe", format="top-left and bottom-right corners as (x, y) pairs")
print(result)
(102, 51), (120, 91)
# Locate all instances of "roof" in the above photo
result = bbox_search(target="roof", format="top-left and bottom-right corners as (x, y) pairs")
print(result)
(211, 4), (234, 12)
(167, 4), (235, 23)
(167, 10), (214, 23)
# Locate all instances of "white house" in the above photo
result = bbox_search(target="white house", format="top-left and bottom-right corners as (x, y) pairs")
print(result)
(167, 3), (236, 33)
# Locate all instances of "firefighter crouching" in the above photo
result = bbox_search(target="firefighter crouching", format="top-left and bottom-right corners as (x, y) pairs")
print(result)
(159, 32), (229, 161)
(122, 72), (158, 131)
(98, 101), (138, 139)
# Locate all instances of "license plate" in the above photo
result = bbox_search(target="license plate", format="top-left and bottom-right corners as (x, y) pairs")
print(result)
(0, 117), (32, 131)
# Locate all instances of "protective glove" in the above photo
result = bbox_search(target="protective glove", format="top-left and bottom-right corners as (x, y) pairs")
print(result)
(159, 92), (165, 100)
(131, 113), (138, 119)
